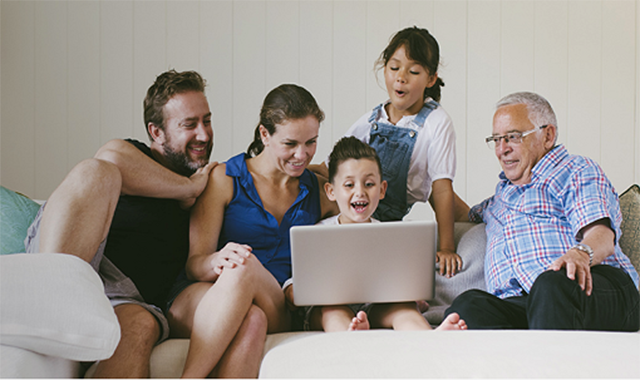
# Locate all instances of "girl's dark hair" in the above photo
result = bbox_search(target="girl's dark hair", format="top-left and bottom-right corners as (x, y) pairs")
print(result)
(375, 26), (445, 102)
(327, 136), (382, 184)
(247, 84), (325, 157)
(143, 70), (206, 139)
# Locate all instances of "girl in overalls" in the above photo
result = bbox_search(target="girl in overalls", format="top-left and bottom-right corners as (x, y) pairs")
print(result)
(318, 26), (462, 277)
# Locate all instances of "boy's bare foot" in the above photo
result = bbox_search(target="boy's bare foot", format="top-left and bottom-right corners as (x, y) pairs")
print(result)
(435, 312), (467, 331)
(348, 311), (370, 331)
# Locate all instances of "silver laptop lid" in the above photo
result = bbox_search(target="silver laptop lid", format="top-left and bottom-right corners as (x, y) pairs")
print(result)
(290, 220), (436, 306)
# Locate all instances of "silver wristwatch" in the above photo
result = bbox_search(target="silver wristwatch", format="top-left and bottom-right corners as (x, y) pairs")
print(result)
(572, 243), (594, 266)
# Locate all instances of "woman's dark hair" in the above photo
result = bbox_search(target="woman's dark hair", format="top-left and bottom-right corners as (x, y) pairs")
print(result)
(327, 136), (382, 184)
(143, 69), (206, 139)
(247, 84), (325, 157)
(375, 26), (445, 102)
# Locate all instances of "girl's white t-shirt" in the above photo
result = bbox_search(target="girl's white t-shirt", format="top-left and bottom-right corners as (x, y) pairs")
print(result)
(331, 99), (457, 207)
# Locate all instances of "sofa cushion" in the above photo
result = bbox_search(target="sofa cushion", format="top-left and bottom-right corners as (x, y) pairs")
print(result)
(0, 253), (120, 361)
(619, 184), (640, 274)
(0, 186), (41, 255)
(258, 330), (640, 378)
(426, 222), (487, 324)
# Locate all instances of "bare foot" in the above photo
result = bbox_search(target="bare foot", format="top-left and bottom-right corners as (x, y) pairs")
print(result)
(348, 311), (370, 331)
(435, 312), (467, 331)
(416, 300), (430, 313)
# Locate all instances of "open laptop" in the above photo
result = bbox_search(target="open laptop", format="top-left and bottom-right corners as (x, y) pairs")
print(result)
(290, 220), (436, 306)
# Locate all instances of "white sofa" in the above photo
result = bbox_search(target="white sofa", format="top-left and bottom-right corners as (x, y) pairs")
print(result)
(1, 186), (639, 378)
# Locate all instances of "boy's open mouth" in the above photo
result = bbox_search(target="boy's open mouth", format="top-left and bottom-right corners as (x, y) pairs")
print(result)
(351, 201), (369, 213)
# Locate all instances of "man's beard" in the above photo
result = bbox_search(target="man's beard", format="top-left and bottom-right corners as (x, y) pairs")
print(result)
(162, 141), (211, 177)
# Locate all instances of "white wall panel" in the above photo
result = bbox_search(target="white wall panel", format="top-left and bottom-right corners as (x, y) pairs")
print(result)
(233, 1), (266, 157)
(68, 1), (101, 166)
(100, 1), (134, 143)
(200, 1), (234, 164)
(637, 0), (640, 186)
(167, 1), (200, 72)
(400, 1), (434, 31)
(433, 0), (468, 198)
(266, 1), (300, 90)
(567, 0), (601, 158)
(466, 0), (503, 206)
(34, 1), (67, 199)
(332, 1), (367, 140)
(365, 1), (399, 111)
(1, 0), (639, 208)
(1, 1), (36, 197)
(534, 0), (568, 146)
(133, 1), (167, 143)
(600, 0), (636, 193)
(300, 1), (334, 162)
(501, 1), (535, 96)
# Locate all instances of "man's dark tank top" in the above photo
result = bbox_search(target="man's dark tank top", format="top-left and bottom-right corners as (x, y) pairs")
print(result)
(104, 139), (190, 310)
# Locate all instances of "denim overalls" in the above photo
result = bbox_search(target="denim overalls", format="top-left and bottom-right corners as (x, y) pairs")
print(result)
(368, 101), (438, 221)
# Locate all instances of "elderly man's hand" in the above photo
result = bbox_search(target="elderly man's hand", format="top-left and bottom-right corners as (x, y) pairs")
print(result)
(548, 248), (592, 296)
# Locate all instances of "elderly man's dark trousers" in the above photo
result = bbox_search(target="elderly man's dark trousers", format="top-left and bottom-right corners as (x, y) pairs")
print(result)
(445, 265), (639, 331)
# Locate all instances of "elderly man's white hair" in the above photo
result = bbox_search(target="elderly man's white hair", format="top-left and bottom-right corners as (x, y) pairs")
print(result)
(496, 92), (558, 131)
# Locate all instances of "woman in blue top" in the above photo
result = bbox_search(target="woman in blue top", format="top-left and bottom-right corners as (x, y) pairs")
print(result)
(167, 84), (337, 378)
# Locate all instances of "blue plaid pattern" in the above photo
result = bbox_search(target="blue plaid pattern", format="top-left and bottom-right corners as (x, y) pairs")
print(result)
(471, 145), (640, 298)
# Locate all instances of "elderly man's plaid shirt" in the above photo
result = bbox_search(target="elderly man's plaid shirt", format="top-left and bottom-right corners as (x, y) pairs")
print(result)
(470, 145), (640, 299)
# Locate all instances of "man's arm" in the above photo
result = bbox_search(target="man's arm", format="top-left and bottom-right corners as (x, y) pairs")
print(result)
(95, 139), (215, 207)
(548, 218), (615, 296)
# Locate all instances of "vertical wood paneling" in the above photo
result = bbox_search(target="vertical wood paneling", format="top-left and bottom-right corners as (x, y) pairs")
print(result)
(1, 1), (36, 197)
(600, 0), (636, 193)
(300, 1), (334, 163)
(200, 1), (234, 164)
(399, 0), (437, 221)
(399, 1), (434, 31)
(637, 0), (640, 186)
(100, 1), (134, 142)
(433, 0), (468, 199)
(266, 1), (300, 90)
(34, 1), (67, 199)
(567, 1), (601, 159)
(1, 0), (639, 206)
(167, 1), (200, 72)
(68, 1), (101, 167)
(365, 1), (400, 111)
(333, 1), (367, 140)
(466, 0), (503, 206)
(133, 1), (167, 143)
(501, 1), (535, 96)
(534, 0), (568, 145)
(233, 1), (266, 157)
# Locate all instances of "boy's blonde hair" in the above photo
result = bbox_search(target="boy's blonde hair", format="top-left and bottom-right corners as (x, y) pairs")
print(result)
(328, 136), (382, 183)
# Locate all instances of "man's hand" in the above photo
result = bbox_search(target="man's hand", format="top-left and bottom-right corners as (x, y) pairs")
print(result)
(179, 161), (217, 209)
(549, 248), (592, 296)
(436, 250), (463, 278)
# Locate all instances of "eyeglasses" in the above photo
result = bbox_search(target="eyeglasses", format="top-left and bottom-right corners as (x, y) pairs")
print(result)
(485, 125), (548, 150)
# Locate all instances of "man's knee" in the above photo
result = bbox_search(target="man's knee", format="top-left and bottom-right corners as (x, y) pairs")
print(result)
(447, 289), (490, 316)
(527, 270), (586, 329)
(114, 304), (161, 346)
(64, 159), (122, 198)
(529, 269), (581, 307)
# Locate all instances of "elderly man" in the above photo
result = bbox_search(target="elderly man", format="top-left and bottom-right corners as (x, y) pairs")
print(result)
(446, 92), (639, 330)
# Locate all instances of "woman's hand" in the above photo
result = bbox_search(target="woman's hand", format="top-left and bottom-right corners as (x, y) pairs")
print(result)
(209, 242), (253, 275)
(436, 250), (463, 278)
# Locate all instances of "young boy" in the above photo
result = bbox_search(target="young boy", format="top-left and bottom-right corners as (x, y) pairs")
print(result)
(285, 136), (466, 332)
